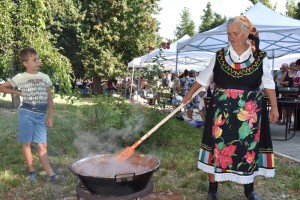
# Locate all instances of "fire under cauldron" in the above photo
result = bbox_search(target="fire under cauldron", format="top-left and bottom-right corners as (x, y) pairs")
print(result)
(70, 153), (160, 196)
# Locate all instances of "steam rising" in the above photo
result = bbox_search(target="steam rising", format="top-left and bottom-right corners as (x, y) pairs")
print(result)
(71, 105), (162, 179)
(72, 155), (156, 177)
(73, 108), (146, 158)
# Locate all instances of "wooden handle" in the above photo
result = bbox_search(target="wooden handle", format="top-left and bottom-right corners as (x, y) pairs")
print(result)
(131, 87), (204, 149)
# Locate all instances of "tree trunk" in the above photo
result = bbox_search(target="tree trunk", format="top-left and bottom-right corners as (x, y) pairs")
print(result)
(11, 92), (20, 109)
(11, 57), (20, 109)
(92, 76), (103, 94)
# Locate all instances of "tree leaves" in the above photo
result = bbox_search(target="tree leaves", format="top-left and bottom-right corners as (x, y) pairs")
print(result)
(198, 2), (227, 33)
(44, 0), (160, 80)
(174, 7), (195, 39)
(0, 0), (73, 94)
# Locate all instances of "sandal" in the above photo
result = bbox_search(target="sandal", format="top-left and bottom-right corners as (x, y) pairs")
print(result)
(207, 193), (218, 200)
(46, 174), (59, 182)
(27, 171), (37, 182)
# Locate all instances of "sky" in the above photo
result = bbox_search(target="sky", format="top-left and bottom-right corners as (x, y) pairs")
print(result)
(155, 0), (298, 39)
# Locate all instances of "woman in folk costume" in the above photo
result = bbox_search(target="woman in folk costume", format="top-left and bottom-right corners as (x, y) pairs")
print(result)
(182, 16), (279, 200)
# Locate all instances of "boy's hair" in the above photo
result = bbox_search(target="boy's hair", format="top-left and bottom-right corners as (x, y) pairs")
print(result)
(19, 47), (38, 62)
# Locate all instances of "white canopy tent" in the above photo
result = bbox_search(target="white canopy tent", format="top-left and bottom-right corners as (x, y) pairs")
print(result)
(177, 2), (300, 60)
(128, 35), (215, 72)
(127, 35), (214, 100)
(268, 53), (300, 70)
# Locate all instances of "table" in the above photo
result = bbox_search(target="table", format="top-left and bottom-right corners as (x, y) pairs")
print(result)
(276, 99), (299, 140)
(277, 87), (299, 98)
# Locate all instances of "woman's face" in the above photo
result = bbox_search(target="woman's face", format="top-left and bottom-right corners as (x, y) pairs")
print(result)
(227, 22), (249, 50)
(290, 65), (297, 71)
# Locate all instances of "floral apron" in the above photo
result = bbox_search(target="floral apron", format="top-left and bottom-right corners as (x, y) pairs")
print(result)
(198, 48), (275, 184)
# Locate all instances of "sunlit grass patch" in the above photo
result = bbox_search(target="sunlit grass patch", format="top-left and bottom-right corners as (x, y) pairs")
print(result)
(0, 170), (24, 187)
(1, 95), (300, 199)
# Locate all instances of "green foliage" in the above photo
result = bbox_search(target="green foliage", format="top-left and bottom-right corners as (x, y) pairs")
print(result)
(0, 0), (73, 94)
(0, 0), (18, 78)
(44, 0), (84, 78)
(1, 0), (161, 93)
(174, 7), (195, 39)
(249, 0), (276, 10)
(80, 95), (125, 131)
(140, 48), (165, 90)
(80, 95), (149, 135)
(45, 0), (160, 80)
(79, 0), (160, 78)
(286, 1), (300, 19)
(199, 2), (227, 33)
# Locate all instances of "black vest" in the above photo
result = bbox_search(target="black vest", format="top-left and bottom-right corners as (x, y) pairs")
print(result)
(213, 48), (266, 90)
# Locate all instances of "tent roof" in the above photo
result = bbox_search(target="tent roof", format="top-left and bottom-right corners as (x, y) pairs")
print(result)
(128, 35), (190, 67)
(269, 53), (300, 70)
(128, 34), (214, 69)
(177, 2), (300, 58)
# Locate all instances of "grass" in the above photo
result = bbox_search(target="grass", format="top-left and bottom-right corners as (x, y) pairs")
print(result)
(0, 94), (299, 200)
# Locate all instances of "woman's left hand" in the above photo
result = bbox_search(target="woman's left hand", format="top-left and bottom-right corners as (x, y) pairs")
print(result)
(269, 108), (279, 124)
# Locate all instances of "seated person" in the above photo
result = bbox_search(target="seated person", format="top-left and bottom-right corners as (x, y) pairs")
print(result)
(139, 85), (152, 98)
(278, 62), (297, 125)
(131, 91), (147, 105)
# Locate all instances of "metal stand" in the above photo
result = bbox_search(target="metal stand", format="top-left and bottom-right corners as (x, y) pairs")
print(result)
(274, 99), (298, 141)
(76, 181), (153, 200)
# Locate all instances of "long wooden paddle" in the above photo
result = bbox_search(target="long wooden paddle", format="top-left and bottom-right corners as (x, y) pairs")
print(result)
(116, 87), (204, 160)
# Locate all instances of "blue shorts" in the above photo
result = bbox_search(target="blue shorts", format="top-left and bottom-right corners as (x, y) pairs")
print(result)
(18, 109), (47, 144)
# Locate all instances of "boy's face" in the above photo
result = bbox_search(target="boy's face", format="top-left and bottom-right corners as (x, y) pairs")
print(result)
(23, 53), (40, 73)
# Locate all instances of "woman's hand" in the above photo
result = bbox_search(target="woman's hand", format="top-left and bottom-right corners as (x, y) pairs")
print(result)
(264, 88), (279, 124)
(182, 92), (192, 104)
(285, 81), (289, 86)
(17, 90), (23, 96)
(269, 108), (279, 124)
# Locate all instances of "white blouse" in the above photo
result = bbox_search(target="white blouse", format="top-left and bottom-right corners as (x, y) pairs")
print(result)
(196, 44), (275, 89)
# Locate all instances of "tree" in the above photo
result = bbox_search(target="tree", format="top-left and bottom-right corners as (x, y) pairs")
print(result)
(44, 0), (83, 81)
(0, 0), (15, 79)
(174, 7), (195, 39)
(249, 0), (276, 10)
(286, 0), (300, 19)
(44, 0), (160, 93)
(0, 0), (73, 107)
(198, 2), (227, 33)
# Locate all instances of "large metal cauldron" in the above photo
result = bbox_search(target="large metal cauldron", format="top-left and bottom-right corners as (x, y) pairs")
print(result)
(70, 153), (160, 196)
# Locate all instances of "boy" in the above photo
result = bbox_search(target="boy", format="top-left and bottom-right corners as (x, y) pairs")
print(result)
(0, 47), (57, 182)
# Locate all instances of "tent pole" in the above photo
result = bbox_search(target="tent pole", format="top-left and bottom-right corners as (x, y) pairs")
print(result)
(130, 65), (135, 99)
(172, 50), (179, 107)
(124, 71), (128, 98)
(272, 49), (275, 75)
(175, 51), (179, 77)
(136, 63), (142, 103)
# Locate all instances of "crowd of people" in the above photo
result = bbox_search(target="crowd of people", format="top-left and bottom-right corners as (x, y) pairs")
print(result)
(71, 58), (300, 127)
(124, 70), (209, 121)
(273, 60), (300, 127)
